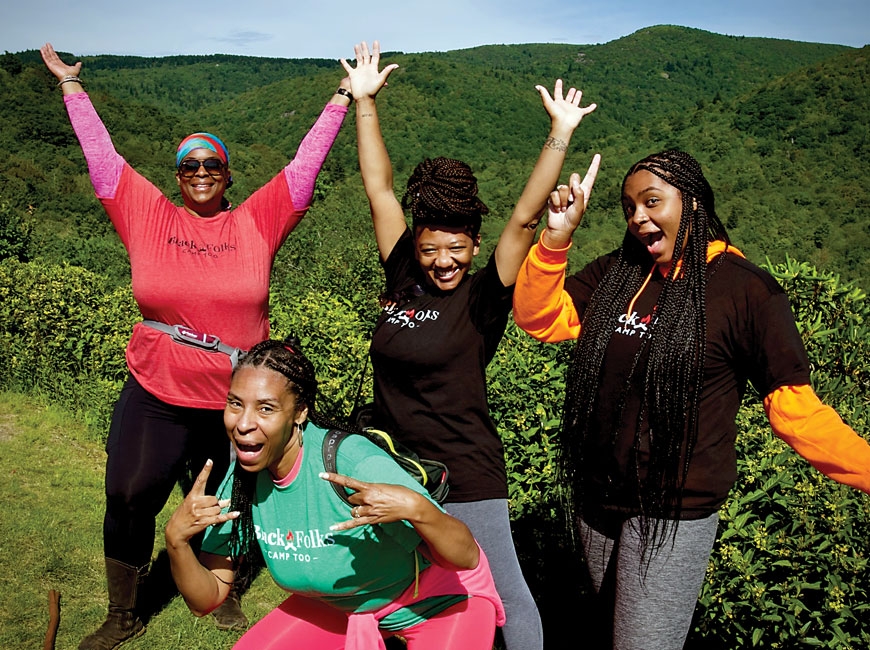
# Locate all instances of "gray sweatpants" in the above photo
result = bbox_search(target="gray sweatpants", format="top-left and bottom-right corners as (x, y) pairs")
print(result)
(579, 512), (719, 650)
(446, 499), (544, 650)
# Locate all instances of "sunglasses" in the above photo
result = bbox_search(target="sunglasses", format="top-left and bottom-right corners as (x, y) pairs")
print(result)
(177, 158), (226, 178)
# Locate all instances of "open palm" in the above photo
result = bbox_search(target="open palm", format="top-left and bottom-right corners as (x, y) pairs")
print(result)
(341, 40), (398, 100)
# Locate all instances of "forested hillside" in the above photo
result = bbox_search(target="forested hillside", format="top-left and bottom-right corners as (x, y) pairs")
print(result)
(1, 26), (867, 294)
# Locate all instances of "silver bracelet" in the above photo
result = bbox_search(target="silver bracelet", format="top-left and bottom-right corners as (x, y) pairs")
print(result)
(58, 75), (83, 87)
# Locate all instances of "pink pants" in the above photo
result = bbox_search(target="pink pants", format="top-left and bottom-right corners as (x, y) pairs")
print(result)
(232, 593), (497, 650)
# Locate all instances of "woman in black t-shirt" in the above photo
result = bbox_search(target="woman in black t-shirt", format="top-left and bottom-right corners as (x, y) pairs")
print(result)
(341, 41), (599, 650)
(513, 149), (870, 649)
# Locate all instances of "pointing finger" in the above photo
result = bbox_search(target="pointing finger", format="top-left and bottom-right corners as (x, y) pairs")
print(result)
(319, 471), (367, 492)
(191, 459), (214, 496)
(580, 154), (602, 198)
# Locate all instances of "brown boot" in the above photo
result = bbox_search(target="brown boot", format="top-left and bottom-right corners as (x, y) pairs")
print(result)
(211, 580), (249, 631)
(79, 558), (147, 650)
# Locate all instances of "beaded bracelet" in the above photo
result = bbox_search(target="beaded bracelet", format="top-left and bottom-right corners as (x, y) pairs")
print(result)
(57, 75), (83, 87)
(334, 87), (353, 101)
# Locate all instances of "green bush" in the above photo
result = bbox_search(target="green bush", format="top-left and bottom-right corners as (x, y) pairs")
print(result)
(268, 287), (375, 419)
(0, 253), (867, 646)
(690, 258), (870, 649)
(0, 258), (137, 433)
(488, 322), (571, 519)
(770, 256), (869, 415)
(0, 199), (33, 262)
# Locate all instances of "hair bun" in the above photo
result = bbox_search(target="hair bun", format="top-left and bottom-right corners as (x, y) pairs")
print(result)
(401, 157), (488, 236)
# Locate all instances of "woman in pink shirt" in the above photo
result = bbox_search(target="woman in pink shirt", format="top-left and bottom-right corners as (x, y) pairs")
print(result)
(41, 42), (352, 650)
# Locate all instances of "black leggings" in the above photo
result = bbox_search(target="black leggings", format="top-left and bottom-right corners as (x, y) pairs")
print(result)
(103, 375), (230, 566)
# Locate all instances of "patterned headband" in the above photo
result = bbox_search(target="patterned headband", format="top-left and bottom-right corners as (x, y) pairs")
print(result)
(175, 132), (229, 167)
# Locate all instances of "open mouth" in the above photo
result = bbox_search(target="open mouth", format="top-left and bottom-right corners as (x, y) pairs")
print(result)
(234, 440), (264, 463)
(641, 231), (664, 256)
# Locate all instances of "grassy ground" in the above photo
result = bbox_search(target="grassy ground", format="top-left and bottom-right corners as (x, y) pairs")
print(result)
(0, 391), (287, 650)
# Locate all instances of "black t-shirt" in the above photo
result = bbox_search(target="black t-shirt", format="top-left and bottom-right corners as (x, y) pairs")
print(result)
(565, 249), (811, 518)
(369, 229), (513, 502)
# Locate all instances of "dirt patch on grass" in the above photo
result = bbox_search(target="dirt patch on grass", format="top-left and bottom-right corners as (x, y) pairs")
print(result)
(0, 415), (17, 442)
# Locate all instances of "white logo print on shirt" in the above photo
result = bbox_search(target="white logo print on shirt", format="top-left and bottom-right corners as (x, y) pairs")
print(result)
(384, 304), (440, 329)
(255, 525), (334, 563)
(615, 310), (656, 338)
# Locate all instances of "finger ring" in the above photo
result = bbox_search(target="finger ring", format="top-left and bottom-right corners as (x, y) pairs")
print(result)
(352, 507), (360, 518)
(557, 184), (568, 190)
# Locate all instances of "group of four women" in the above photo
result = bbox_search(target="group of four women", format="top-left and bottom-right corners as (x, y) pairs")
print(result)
(41, 38), (870, 650)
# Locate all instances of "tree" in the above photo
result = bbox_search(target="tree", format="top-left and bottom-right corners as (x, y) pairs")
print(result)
(0, 200), (33, 262)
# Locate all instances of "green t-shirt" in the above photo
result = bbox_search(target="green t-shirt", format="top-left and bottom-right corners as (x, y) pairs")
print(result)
(202, 423), (460, 626)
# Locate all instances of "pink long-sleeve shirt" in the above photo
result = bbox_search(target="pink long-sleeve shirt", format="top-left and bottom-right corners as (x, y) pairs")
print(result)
(64, 92), (347, 409)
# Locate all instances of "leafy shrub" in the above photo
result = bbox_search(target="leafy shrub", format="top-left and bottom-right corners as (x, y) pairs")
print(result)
(268, 288), (374, 419)
(770, 256), (869, 415)
(0, 258), (137, 432)
(690, 258), (870, 649)
(0, 199), (33, 262)
(488, 322), (571, 519)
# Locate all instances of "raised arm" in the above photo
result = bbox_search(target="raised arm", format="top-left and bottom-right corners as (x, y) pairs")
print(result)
(512, 168), (599, 342)
(40, 43), (125, 198)
(41, 42), (83, 95)
(341, 41), (405, 261)
(322, 472), (480, 570)
(493, 81), (599, 286)
(283, 76), (352, 209)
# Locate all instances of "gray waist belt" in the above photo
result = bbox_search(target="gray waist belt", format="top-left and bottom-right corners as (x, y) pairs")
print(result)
(141, 320), (242, 369)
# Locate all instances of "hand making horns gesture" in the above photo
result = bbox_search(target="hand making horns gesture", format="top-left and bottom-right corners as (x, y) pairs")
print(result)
(320, 471), (427, 531)
(165, 459), (239, 548)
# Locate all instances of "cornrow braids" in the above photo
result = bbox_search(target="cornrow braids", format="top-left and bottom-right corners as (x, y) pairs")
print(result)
(561, 150), (730, 555)
(402, 157), (489, 237)
(226, 337), (355, 582)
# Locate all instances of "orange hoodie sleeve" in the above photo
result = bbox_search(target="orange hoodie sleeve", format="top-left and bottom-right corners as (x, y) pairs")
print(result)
(764, 384), (870, 494)
(512, 239), (581, 343)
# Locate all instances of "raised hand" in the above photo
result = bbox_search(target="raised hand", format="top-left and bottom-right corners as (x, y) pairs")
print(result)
(340, 40), (398, 101)
(165, 460), (238, 548)
(543, 154), (602, 247)
(535, 79), (597, 132)
(319, 471), (426, 531)
(40, 43), (81, 82)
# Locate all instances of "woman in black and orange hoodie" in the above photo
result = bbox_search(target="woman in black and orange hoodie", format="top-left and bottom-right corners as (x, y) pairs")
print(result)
(512, 150), (870, 650)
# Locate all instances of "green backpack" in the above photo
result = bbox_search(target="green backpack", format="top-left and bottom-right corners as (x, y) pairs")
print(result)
(322, 428), (450, 505)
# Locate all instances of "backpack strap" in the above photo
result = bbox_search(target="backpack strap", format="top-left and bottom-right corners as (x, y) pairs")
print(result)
(322, 429), (354, 505)
(321, 427), (450, 505)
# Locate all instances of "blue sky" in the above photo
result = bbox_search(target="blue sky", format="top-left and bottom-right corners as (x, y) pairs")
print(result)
(3, 0), (867, 59)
